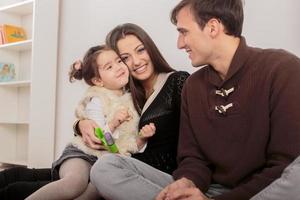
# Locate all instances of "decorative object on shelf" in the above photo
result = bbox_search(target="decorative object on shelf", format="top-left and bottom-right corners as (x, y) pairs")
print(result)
(0, 24), (27, 44)
(0, 62), (16, 82)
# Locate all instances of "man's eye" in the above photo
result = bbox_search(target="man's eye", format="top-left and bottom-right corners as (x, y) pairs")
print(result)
(179, 30), (187, 36)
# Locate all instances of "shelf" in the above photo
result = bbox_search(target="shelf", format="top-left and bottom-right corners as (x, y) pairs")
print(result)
(0, 0), (33, 16)
(0, 39), (32, 51)
(0, 80), (31, 87)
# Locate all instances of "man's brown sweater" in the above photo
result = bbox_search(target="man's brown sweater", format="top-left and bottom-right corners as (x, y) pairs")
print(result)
(173, 37), (300, 200)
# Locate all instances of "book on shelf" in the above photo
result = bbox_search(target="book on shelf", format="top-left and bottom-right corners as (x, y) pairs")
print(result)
(0, 25), (4, 45)
(0, 24), (27, 45)
(0, 63), (16, 82)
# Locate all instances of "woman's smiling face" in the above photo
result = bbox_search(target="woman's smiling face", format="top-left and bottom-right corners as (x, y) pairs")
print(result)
(117, 34), (155, 82)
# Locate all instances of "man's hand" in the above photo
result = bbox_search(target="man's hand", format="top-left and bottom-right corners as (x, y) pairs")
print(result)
(78, 119), (105, 150)
(156, 178), (210, 200)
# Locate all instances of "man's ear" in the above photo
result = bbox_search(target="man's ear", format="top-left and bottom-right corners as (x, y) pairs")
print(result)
(92, 77), (104, 86)
(206, 18), (222, 38)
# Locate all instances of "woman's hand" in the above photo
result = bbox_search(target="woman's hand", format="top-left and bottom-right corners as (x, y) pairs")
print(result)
(78, 119), (106, 150)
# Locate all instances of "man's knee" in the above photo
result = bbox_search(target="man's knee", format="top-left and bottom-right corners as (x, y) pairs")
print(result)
(251, 156), (300, 200)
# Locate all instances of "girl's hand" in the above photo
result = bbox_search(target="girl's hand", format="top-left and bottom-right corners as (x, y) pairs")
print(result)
(109, 108), (131, 131)
(78, 119), (106, 150)
(139, 123), (156, 139)
(136, 123), (156, 150)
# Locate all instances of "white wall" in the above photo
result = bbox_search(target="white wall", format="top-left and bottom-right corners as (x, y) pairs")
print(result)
(54, 0), (300, 158)
(243, 0), (300, 56)
(0, 0), (19, 7)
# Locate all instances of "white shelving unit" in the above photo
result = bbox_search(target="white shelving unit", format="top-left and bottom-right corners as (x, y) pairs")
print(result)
(0, 0), (59, 168)
(0, 39), (32, 51)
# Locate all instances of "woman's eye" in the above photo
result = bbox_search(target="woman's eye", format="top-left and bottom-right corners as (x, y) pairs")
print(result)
(137, 47), (145, 53)
(121, 56), (128, 62)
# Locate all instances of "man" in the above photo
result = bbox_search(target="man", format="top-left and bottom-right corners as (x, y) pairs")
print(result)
(157, 0), (300, 199)
(90, 0), (300, 199)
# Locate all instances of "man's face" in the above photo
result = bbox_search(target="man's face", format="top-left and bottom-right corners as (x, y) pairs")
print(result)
(176, 6), (213, 67)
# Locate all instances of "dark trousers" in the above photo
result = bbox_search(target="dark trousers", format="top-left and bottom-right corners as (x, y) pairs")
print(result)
(0, 167), (52, 200)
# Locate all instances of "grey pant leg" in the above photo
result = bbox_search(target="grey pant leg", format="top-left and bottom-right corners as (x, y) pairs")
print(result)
(90, 154), (174, 200)
(206, 184), (231, 198)
(250, 156), (300, 200)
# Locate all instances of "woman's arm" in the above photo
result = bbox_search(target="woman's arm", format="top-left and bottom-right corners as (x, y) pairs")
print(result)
(77, 119), (105, 150)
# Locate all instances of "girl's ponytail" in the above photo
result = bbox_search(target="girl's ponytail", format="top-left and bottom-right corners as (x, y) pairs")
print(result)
(69, 60), (83, 82)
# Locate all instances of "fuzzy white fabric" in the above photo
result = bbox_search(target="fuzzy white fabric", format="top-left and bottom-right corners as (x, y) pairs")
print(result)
(71, 86), (140, 157)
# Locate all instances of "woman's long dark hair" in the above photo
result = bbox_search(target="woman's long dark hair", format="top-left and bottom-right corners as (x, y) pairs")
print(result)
(106, 23), (175, 114)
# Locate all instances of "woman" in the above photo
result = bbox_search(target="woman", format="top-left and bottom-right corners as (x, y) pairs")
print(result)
(77, 23), (189, 174)
(75, 23), (189, 199)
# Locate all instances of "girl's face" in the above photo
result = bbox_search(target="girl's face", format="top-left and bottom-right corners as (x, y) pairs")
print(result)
(117, 35), (155, 82)
(95, 50), (129, 90)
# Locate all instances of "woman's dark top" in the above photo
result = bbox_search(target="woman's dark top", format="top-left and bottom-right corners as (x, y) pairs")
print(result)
(133, 71), (189, 174)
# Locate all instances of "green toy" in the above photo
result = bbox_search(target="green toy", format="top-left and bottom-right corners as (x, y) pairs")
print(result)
(95, 127), (119, 153)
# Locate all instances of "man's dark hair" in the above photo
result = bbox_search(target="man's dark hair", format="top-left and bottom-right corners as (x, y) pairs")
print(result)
(171, 0), (244, 37)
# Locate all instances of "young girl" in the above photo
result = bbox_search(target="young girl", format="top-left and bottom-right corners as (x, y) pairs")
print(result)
(26, 45), (155, 200)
